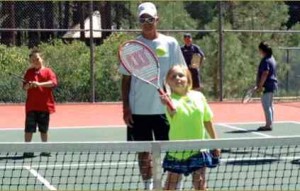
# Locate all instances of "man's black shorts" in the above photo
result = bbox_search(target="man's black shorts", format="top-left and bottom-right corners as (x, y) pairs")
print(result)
(127, 114), (169, 141)
(25, 111), (50, 133)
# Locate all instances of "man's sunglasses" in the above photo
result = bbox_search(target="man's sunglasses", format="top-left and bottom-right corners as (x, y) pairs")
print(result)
(139, 17), (156, 24)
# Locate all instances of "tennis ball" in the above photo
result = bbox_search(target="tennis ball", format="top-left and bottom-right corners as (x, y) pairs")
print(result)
(156, 46), (166, 57)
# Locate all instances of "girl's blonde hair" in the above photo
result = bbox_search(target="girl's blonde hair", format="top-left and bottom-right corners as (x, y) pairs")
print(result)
(165, 65), (193, 93)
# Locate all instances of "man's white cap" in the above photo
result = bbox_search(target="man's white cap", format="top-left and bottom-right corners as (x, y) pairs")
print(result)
(138, 2), (157, 18)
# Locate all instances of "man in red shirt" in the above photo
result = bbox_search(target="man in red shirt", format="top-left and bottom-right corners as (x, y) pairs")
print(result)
(23, 49), (57, 157)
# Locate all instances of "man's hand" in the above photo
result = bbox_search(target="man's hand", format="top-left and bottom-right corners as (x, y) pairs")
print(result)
(123, 106), (134, 127)
(23, 81), (39, 90)
(29, 81), (40, 88)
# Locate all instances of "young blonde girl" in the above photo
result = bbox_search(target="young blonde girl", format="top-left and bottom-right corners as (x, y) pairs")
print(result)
(160, 65), (220, 190)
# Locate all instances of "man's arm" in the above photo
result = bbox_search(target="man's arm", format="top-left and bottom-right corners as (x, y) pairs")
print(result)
(29, 69), (58, 88)
(122, 75), (133, 127)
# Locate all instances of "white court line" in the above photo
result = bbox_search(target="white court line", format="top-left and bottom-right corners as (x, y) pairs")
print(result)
(0, 125), (126, 131)
(1, 162), (137, 169)
(217, 123), (273, 137)
(289, 121), (300, 125)
(23, 166), (57, 191)
(216, 121), (299, 125)
(0, 121), (299, 131)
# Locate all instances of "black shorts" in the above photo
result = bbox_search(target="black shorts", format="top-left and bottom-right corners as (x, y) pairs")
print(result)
(25, 111), (50, 133)
(127, 114), (169, 141)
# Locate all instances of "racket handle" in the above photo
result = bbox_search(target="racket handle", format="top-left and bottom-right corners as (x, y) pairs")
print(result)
(158, 89), (176, 112)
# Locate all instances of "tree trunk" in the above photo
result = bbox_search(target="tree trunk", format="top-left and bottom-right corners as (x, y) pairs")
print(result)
(73, 2), (86, 41)
(98, 1), (112, 39)
(28, 2), (40, 48)
(1, 1), (16, 46)
(41, 1), (54, 42)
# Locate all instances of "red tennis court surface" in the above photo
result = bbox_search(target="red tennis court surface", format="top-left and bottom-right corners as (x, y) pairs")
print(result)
(0, 101), (299, 129)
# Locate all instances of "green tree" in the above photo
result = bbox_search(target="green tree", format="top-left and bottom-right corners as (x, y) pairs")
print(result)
(196, 1), (290, 99)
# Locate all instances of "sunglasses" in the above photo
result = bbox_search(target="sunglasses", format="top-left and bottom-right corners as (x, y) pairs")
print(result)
(139, 17), (156, 24)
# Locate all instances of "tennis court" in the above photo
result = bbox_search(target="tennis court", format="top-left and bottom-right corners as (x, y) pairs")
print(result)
(0, 103), (299, 190)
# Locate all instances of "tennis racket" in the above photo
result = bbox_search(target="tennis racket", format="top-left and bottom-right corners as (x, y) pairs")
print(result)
(118, 40), (176, 112)
(190, 53), (202, 69)
(8, 72), (27, 83)
(242, 86), (257, 103)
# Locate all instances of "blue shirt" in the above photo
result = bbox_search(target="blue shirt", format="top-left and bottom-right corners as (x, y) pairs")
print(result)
(181, 44), (204, 67)
(257, 55), (278, 92)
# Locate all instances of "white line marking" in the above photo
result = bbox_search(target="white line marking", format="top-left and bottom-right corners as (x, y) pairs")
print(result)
(23, 166), (57, 190)
(289, 121), (300, 125)
(216, 121), (298, 125)
(1, 121), (298, 131)
(1, 162), (137, 170)
(0, 125), (126, 131)
(218, 123), (273, 137)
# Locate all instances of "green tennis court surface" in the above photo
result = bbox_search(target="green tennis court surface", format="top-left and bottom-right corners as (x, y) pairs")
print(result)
(0, 121), (299, 190)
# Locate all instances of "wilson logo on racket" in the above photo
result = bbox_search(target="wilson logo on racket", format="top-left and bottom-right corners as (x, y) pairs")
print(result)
(118, 40), (176, 112)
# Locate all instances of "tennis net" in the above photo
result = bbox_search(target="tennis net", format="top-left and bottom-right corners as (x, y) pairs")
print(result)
(0, 136), (299, 190)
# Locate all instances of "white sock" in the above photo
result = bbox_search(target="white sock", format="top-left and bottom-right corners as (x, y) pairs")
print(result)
(144, 178), (153, 190)
(176, 180), (183, 190)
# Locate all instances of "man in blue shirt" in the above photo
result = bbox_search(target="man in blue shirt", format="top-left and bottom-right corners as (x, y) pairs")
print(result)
(181, 33), (205, 91)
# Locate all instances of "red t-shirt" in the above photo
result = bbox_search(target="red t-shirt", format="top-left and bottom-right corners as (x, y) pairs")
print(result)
(24, 67), (58, 113)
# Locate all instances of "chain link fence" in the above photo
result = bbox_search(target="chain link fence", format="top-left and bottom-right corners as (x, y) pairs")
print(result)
(0, 1), (299, 103)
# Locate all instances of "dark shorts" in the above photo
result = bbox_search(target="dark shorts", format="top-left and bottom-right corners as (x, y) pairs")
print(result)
(25, 111), (50, 133)
(162, 151), (220, 176)
(127, 114), (169, 141)
(189, 68), (200, 89)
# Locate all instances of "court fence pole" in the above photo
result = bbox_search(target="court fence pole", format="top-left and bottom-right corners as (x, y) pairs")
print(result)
(218, 1), (224, 101)
(152, 142), (162, 190)
(89, 1), (95, 103)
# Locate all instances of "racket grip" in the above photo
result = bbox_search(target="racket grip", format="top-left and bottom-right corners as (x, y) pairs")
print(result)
(158, 89), (176, 112)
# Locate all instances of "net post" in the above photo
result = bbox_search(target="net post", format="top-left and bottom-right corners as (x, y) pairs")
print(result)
(152, 142), (162, 190)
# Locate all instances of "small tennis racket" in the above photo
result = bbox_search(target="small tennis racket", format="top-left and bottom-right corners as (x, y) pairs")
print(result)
(190, 53), (202, 69)
(242, 86), (257, 103)
(8, 72), (27, 83)
(118, 40), (176, 112)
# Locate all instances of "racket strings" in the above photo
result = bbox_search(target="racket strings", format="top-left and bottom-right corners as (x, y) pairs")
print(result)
(120, 43), (159, 85)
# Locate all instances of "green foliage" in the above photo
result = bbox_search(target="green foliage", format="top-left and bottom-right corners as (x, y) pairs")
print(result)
(40, 40), (91, 102)
(184, 1), (218, 27)
(0, 45), (29, 102)
(0, 33), (134, 103)
(95, 32), (134, 101)
(192, 1), (293, 100)
(1, 1), (299, 102)
(157, 2), (198, 30)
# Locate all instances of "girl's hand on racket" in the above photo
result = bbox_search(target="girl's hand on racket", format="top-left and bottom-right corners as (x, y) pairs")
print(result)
(123, 106), (134, 127)
(159, 93), (170, 106)
(160, 93), (176, 116)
